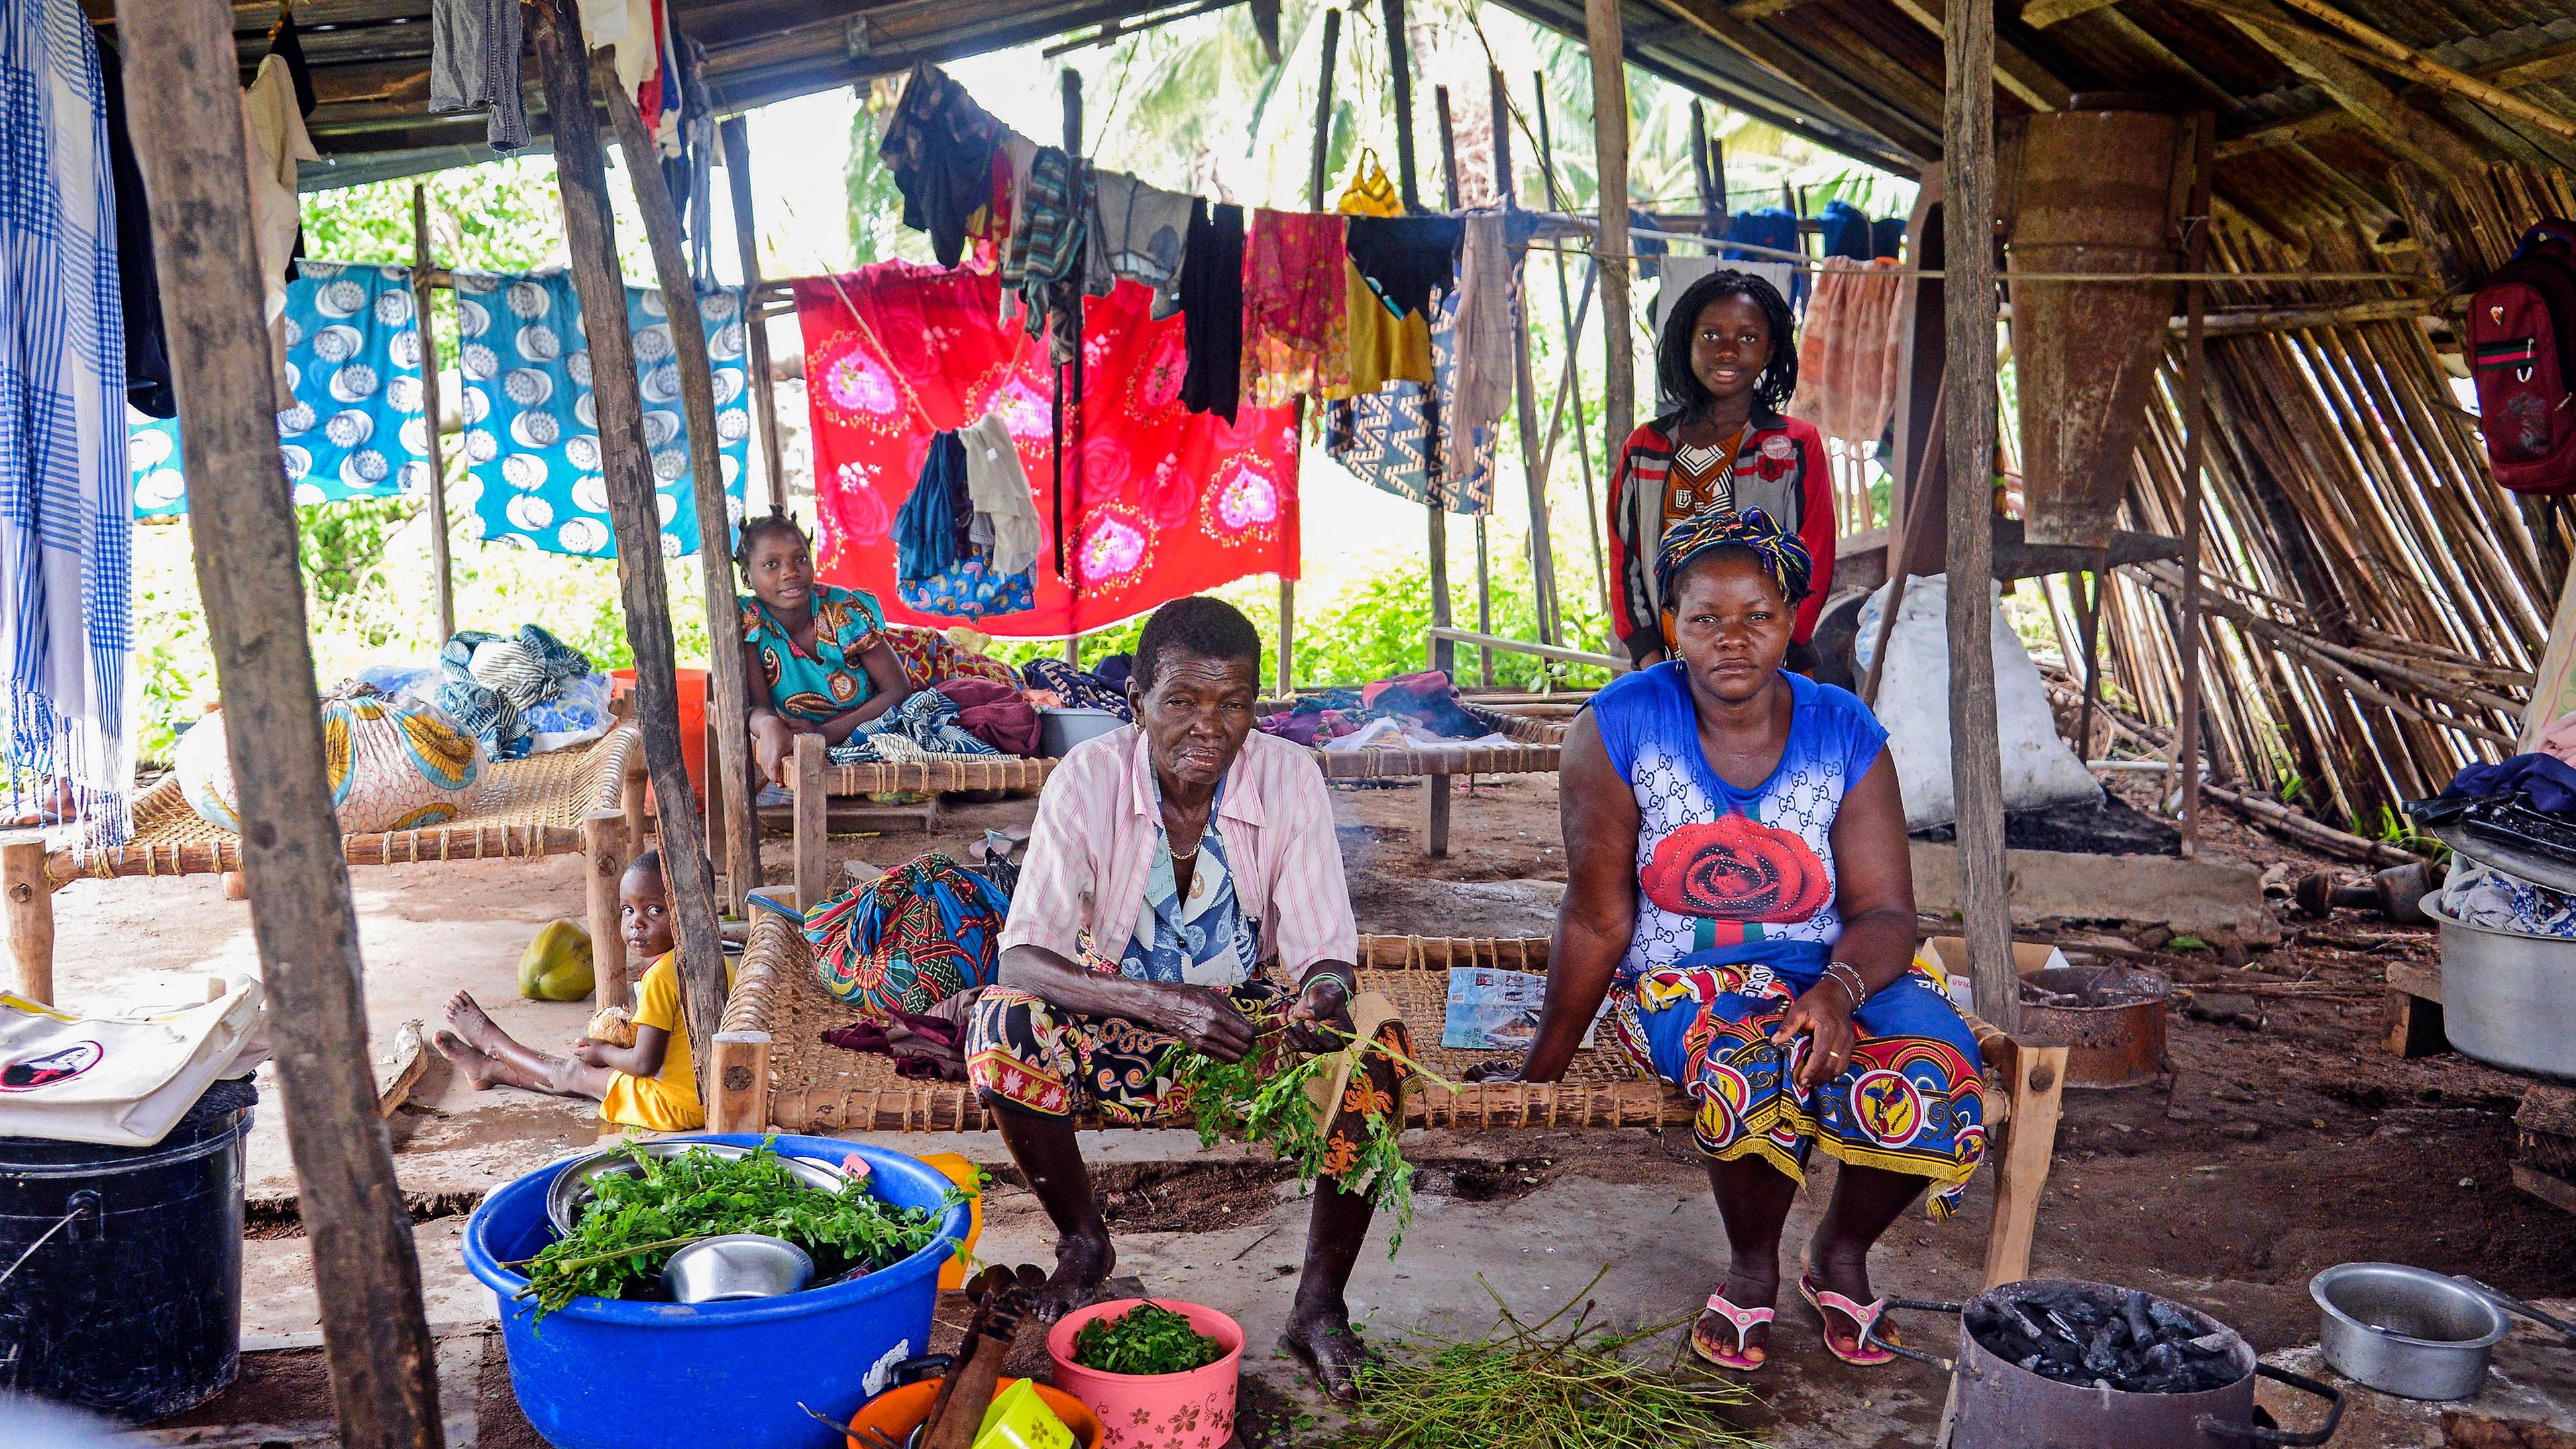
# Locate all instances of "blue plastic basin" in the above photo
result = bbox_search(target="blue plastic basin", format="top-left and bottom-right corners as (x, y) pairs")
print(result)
(464, 1134), (968, 1449)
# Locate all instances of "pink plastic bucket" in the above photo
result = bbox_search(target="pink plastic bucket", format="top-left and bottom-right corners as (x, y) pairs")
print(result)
(1044, 1299), (1243, 1449)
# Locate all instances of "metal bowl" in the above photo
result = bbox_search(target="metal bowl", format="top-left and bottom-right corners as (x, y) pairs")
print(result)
(659, 1234), (814, 1304)
(1038, 707), (1125, 757)
(543, 1138), (849, 1238)
(2312, 1262), (2510, 1401)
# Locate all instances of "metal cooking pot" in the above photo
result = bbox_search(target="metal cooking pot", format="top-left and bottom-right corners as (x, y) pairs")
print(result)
(543, 1138), (849, 1237)
(2311, 1263), (2509, 1401)
(1872, 1278), (2343, 1448)
(2422, 897), (2576, 1079)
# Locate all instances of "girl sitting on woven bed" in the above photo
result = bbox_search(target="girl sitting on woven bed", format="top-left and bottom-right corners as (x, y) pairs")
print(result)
(1470, 508), (1988, 1374)
(736, 511), (916, 788)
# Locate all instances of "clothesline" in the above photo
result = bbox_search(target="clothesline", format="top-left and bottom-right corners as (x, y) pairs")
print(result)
(1521, 227), (2443, 288)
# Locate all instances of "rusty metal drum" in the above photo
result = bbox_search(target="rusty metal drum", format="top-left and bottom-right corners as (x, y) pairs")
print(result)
(2016, 965), (2173, 1088)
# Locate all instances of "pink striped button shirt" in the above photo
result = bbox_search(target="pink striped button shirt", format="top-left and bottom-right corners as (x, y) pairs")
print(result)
(998, 724), (1358, 980)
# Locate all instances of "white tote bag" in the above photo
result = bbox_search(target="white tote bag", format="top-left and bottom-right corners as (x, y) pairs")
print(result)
(0, 978), (266, 1147)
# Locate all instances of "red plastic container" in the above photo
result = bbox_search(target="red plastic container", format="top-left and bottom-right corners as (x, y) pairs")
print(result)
(1045, 1299), (1242, 1449)
(608, 666), (707, 804)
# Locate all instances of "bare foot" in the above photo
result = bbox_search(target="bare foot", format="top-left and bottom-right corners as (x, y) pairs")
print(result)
(1030, 1226), (1113, 1324)
(432, 1029), (504, 1091)
(1695, 1265), (1778, 1369)
(444, 991), (506, 1055)
(1280, 1297), (1376, 1403)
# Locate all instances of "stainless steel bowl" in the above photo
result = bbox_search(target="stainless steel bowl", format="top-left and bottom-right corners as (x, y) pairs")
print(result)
(1038, 707), (1125, 757)
(543, 1138), (849, 1237)
(659, 1234), (814, 1304)
(2312, 1262), (2510, 1401)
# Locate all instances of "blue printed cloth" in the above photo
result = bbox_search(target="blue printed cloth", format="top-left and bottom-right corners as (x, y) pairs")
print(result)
(1322, 284), (1500, 515)
(451, 269), (750, 558)
(129, 262), (429, 518)
(3, 0), (133, 838)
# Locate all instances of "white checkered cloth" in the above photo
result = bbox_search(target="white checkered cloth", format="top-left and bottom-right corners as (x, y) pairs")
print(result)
(1, 0), (133, 841)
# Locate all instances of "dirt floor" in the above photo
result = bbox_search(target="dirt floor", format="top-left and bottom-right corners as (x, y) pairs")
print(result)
(34, 765), (2576, 1448)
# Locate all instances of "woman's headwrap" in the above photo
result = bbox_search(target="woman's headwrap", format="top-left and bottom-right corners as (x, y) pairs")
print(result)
(1654, 506), (1813, 608)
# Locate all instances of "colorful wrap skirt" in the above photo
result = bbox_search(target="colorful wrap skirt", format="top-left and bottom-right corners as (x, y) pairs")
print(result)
(1609, 950), (1988, 1218)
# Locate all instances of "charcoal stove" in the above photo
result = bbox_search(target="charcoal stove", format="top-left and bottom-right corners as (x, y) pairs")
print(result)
(1870, 1277), (2343, 1448)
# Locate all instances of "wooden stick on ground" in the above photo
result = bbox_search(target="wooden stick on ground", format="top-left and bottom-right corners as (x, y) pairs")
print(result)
(531, 0), (732, 1103)
(117, 3), (446, 1443)
(600, 66), (761, 913)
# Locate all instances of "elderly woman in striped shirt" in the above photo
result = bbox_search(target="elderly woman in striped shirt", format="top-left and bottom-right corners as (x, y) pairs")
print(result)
(965, 596), (1406, 1401)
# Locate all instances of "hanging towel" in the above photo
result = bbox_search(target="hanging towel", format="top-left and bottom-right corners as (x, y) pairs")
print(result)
(878, 60), (1001, 269)
(1240, 209), (1348, 407)
(1440, 213), (1516, 486)
(1087, 170), (1193, 318)
(1179, 200), (1245, 421)
(1, 3), (133, 840)
(427, 0), (529, 152)
(961, 412), (1040, 578)
(241, 54), (319, 407)
(895, 432), (971, 586)
(1000, 147), (1091, 365)
(1789, 258), (1906, 449)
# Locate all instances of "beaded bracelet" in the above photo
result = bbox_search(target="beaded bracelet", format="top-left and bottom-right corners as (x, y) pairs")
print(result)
(1823, 960), (1870, 1010)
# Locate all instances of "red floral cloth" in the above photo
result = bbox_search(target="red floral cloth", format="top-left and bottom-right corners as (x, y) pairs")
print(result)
(1240, 209), (1348, 407)
(796, 262), (1301, 637)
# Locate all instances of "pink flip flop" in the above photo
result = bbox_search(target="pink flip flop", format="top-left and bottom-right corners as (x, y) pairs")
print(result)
(1800, 1274), (1897, 1366)
(1690, 1290), (1774, 1372)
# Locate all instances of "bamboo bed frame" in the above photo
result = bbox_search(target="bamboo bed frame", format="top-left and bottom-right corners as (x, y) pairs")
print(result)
(709, 910), (2070, 1285)
(3, 724), (658, 1014)
(778, 704), (1572, 908)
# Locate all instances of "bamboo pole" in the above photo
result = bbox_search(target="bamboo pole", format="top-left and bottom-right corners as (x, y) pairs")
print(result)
(1287, 5), (1340, 693)
(1382, 0), (1450, 682)
(2252, 0), (2576, 142)
(531, 0), (731, 1102)
(1434, 85), (1493, 688)
(411, 185), (455, 644)
(2175, 115), (2214, 857)
(116, 3), (445, 1443)
(1061, 69), (1083, 668)
(1943, 0), (2015, 1034)
(1532, 78), (1611, 614)
(1498, 66), (1562, 650)
(602, 65), (762, 913)
(1585, 0), (1637, 653)
(718, 117), (786, 514)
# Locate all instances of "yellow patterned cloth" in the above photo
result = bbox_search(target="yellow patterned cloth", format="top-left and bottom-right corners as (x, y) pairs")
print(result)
(176, 687), (486, 835)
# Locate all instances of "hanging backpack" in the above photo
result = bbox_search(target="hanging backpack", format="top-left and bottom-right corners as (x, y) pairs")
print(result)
(2468, 219), (2576, 494)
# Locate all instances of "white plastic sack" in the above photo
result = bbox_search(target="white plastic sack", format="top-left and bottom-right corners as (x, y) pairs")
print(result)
(1854, 574), (2101, 831)
(0, 977), (266, 1146)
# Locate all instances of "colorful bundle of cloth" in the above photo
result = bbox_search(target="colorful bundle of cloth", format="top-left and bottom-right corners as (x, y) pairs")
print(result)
(1360, 670), (1489, 739)
(2444, 752), (2576, 816)
(2438, 858), (2576, 938)
(883, 625), (1018, 690)
(934, 677), (1040, 756)
(1256, 687), (1368, 745)
(435, 624), (593, 759)
(825, 688), (1000, 766)
(806, 852), (1009, 1018)
(1019, 657), (1133, 720)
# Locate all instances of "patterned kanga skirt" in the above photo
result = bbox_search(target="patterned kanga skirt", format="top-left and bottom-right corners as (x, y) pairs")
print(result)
(1609, 951), (1988, 1218)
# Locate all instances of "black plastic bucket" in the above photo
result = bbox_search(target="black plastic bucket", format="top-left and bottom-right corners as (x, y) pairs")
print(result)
(0, 1078), (254, 1419)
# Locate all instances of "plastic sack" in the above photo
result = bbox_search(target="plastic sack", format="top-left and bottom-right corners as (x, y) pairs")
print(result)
(1854, 574), (2100, 830)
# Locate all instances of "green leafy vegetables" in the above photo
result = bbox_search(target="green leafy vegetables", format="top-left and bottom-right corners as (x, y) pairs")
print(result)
(512, 1140), (959, 1318)
(1069, 1301), (1229, 1376)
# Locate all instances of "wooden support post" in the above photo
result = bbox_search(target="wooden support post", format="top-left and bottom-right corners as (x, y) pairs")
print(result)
(3, 838), (53, 1006)
(532, 0), (731, 1102)
(1982, 1039), (2068, 1286)
(1434, 86), (1493, 688)
(1061, 69), (1084, 669)
(1532, 80), (1611, 616)
(1383, 0), (1448, 683)
(621, 744), (649, 850)
(1283, 5), (1340, 696)
(1943, 0), (2017, 1034)
(581, 811), (632, 1013)
(1689, 101), (1721, 244)
(708, 1030), (771, 1133)
(1499, 69), (1560, 651)
(2077, 548), (2107, 757)
(410, 186), (455, 645)
(792, 731), (828, 910)
(718, 117), (786, 513)
(1586, 0), (1637, 645)
(704, 716), (729, 897)
(115, 3), (445, 1443)
(2173, 115), (2216, 859)
(602, 68), (761, 914)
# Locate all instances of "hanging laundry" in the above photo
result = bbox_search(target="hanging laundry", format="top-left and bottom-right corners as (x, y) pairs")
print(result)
(451, 270), (752, 559)
(1441, 213), (1517, 486)
(894, 431), (971, 586)
(1336, 260), (1434, 396)
(1790, 257), (1906, 450)
(93, 38), (170, 419)
(1818, 200), (1873, 262)
(428, 0), (529, 152)
(1722, 208), (1805, 307)
(1872, 215), (1907, 262)
(1000, 147), (1092, 364)
(1344, 216), (1460, 320)
(1087, 170), (1193, 318)
(1334, 151), (1405, 218)
(961, 412), (1040, 578)
(1178, 199), (1245, 422)
(241, 51), (319, 407)
(879, 60), (1003, 270)
(1, 1), (133, 840)
(795, 264), (1298, 637)
(1325, 282), (1501, 515)
(130, 263), (431, 519)
(1240, 209), (1348, 407)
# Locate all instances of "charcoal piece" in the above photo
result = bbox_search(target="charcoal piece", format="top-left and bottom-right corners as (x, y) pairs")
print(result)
(2124, 1289), (2157, 1345)
(2149, 1300), (2198, 1335)
(2144, 1342), (2182, 1374)
(2186, 1332), (2233, 1356)
(2020, 1354), (2043, 1373)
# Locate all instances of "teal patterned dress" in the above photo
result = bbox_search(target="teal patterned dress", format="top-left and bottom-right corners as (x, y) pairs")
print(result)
(740, 583), (892, 722)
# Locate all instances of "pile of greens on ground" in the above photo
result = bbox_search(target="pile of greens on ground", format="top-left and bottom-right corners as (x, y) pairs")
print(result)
(1352, 1270), (1760, 1449)
(1158, 1026), (1444, 1253)
(510, 1138), (960, 1317)
(1069, 1301), (1229, 1376)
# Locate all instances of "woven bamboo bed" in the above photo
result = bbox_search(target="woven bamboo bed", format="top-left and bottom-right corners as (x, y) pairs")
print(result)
(707, 909), (2069, 1285)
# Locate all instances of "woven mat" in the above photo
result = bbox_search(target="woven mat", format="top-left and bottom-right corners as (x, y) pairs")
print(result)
(50, 725), (636, 883)
(751, 928), (1677, 1134)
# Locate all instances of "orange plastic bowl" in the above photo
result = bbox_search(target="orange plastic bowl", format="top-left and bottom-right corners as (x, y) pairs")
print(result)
(844, 1377), (1102, 1449)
